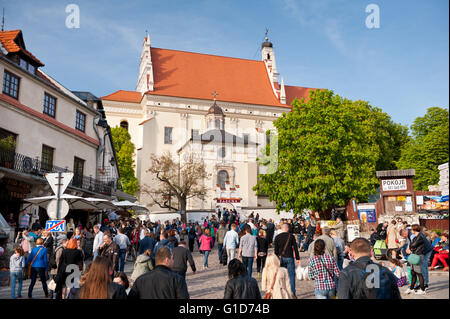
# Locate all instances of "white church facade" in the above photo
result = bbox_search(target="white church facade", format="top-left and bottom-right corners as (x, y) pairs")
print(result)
(101, 33), (316, 218)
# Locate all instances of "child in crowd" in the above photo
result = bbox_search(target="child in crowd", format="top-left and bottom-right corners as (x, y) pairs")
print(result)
(388, 258), (408, 287)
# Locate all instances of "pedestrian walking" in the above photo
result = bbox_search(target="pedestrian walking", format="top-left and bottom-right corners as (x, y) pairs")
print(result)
(261, 253), (295, 299)
(130, 249), (154, 283)
(114, 228), (131, 272)
(404, 225), (433, 295)
(98, 233), (119, 275)
(224, 259), (261, 299)
(10, 246), (25, 299)
(172, 241), (196, 279)
(128, 247), (189, 299)
(273, 223), (300, 297)
(217, 221), (227, 262)
(330, 230), (346, 270)
(238, 227), (257, 278)
(223, 223), (240, 263)
(187, 226), (196, 253)
(338, 238), (401, 299)
(199, 229), (213, 269)
(92, 225), (104, 260)
(308, 239), (339, 299)
(25, 238), (49, 299)
(55, 238), (83, 299)
(256, 229), (269, 279)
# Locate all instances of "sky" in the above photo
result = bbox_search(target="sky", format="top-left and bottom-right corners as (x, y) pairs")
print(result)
(1, 0), (448, 127)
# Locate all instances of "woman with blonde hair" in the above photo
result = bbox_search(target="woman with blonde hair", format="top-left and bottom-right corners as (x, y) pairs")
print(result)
(261, 253), (295, 299)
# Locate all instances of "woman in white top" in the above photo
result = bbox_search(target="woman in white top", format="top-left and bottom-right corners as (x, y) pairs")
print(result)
(261, 253), (296, 299)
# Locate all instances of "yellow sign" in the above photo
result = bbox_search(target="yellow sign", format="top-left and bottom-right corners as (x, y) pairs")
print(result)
(397, 196), (406, 201)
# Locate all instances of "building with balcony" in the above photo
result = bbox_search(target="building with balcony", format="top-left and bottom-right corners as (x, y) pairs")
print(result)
(0, 29), (121, 228)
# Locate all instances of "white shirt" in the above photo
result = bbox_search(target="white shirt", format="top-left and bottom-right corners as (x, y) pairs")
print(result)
(93, 231), (104, 252)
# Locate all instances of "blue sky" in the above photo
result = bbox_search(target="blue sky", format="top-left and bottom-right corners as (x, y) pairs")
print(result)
(2, 0), (448, 127)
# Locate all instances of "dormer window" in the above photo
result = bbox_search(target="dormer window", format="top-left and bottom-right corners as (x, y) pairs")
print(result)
(20, 58), (27, 70)
(18, 58), (36, 75)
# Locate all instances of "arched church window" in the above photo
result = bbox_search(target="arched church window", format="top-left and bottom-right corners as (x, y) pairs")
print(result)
(120, 120), (129, 131)
(217, 170), (229, 188)
(215, 119), (221, 129)
(267, 53), (271, 60)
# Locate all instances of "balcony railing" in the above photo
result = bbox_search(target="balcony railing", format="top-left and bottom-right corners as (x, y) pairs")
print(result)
(0, 148), (114, 195)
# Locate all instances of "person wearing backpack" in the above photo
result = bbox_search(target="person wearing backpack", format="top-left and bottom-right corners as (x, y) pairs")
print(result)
(337, 238), (401, 299)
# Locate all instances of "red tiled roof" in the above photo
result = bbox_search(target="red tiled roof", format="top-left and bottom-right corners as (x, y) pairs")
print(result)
(101, 90), (142, 103)
(0, 30), (44, 66)
(146, 48), (288, 108)
(0, 93), (100, 146)
(284, 85), (316, 106)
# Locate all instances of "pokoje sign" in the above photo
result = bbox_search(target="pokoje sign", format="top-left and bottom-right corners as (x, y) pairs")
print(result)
(382, 178), (407, 191)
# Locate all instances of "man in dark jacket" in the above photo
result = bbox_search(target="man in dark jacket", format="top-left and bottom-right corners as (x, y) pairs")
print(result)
(128, 247), (189, 299)
(273, 223), (300, 297)
(338, 238), (401, 299)
(138, 230), (156, 255)
(265, 219), (275, 246)
(98, 233), (119, 273)
(172, 241), (196, 279)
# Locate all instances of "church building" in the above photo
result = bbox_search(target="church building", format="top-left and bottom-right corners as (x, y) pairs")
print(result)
(101, 33), (317, 218)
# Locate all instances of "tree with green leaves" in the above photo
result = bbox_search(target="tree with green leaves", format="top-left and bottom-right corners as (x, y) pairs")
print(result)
(396, 107), (449, 190)
(254, 89), (404, 217)
(110, 126), (139, 196)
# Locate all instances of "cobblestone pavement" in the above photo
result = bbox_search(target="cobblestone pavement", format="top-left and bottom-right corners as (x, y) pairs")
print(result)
(1, 244), (448, 299)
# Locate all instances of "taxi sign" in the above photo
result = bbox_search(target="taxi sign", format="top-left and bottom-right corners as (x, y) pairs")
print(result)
(45, 220), (66, 232)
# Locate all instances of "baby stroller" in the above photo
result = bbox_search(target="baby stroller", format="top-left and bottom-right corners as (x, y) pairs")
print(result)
(373, 240), (388, 260)
(373, 223), (388, 260)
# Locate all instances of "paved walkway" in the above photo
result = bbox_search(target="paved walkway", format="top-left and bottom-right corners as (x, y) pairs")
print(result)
(1, 245), (448, 299)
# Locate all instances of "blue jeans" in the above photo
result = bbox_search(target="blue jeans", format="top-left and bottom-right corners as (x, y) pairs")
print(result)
(242, 256), (254, 278)
(10, 271), (23, 299)
(203, 250), (210, 267)
(281, 257), (296, 296)
(118, 249), (127, 272)
(218, 244), (223, 262)
(93, 250), (99, 260)
(422, 250), (432, 286)
(315, 288), (336, 299)
(337, 255), (344, 271)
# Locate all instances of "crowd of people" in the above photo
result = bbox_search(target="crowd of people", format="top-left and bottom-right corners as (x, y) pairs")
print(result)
(7, 208), (449, 300)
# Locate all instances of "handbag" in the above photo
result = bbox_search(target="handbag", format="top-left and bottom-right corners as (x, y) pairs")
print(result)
(258, 252), (267, 257)
(47, 279), (57, 291)
(27, 247), (43, 277)
(407, 253), (421, 265)
(264, 269), (278, 299)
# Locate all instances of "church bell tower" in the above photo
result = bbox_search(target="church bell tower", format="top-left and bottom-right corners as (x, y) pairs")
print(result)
(136, 32), (154, 94)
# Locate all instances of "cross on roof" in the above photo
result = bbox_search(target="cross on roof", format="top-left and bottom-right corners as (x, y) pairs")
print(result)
(265, 27), (269, 40)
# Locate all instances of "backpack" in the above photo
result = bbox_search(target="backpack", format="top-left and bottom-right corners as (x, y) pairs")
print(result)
(353, 261), (394, 299)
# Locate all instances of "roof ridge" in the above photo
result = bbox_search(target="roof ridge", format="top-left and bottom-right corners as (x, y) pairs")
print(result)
(151, 47), (263, 64)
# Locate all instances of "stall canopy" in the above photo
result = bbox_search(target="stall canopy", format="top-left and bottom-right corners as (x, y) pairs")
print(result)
(83, 197), (118, 210)
(111, 200), (149, 212)
(24, 194), (101, 210)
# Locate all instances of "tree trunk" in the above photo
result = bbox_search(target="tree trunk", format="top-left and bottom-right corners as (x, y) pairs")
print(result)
(179, 197), (187, 224)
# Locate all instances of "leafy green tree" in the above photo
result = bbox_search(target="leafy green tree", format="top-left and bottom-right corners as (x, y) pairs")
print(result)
(111, 126), (139, 195)
(254, 89), (395, 216)
(396, 107), (449, 190)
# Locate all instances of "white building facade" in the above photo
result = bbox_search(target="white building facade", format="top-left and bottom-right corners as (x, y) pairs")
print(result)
(102, 34), (316, 216)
